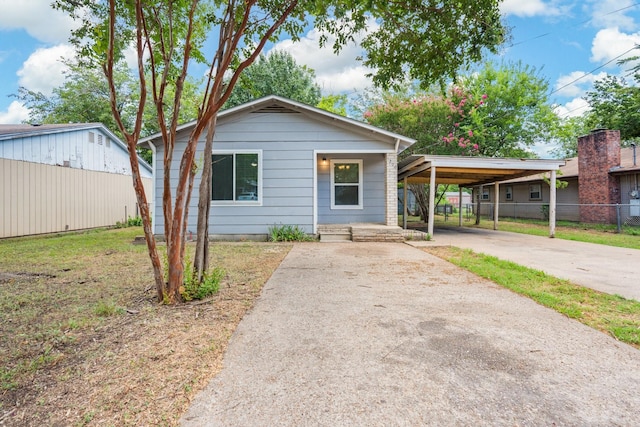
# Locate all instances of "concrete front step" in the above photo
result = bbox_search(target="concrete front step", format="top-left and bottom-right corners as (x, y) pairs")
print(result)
(318, 224), (404, 243)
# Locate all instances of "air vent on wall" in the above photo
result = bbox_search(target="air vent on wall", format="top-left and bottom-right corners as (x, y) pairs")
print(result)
(253, 104), (299, 114)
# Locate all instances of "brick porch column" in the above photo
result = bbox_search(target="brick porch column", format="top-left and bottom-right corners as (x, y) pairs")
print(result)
(385, 151), (398, 226)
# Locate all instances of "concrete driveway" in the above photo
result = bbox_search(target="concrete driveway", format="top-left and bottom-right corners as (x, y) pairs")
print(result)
(181, 242), (640, 426)
(408, 226), (640, 301)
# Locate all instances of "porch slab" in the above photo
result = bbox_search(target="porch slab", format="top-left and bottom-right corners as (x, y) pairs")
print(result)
(318, 224), (404, 242)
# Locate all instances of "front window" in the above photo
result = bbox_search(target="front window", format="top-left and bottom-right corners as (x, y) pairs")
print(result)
(331, 159), (363, 209)
(212, 152), (260, 203)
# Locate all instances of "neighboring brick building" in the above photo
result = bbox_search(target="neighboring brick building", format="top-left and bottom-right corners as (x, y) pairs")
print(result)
(578, 130), (621, 223)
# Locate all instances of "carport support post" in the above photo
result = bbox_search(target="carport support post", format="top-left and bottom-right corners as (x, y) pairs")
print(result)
(549, 169), (557, 238)
(493, 182), (500, 230)
(428, 166), (436, 237)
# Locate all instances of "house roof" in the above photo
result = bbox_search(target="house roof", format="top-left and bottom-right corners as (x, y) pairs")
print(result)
(1, 123), (108, 140)
(503, 146), (640, 184)
(139, 95), (416, 152)
(398, 154), (565, 187)
(0, 122), (152, 173)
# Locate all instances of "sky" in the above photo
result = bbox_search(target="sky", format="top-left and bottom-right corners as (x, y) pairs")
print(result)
(1, 0), (639, 152)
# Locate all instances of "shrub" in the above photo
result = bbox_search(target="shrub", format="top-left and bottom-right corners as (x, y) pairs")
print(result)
(268, 224), (314, 242)
(180, 261), (225, 301)
(114, 216), (143, 228)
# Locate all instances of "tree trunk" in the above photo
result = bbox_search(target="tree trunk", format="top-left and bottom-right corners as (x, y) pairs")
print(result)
(410, 183), (429, 223)
(125, 136), (164, 301)
(194, 116), (217, 281)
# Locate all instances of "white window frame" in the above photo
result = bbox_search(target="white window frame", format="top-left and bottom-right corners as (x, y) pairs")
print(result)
(505, 185), (513, 201)
(211, 150), (262, 206)
(330, 159), (363, 209)
(529, 183), (542, 201)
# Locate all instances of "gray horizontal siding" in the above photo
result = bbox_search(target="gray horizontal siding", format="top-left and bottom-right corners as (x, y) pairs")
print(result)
(152, 111), (394, 235)
(317, 153), (386, 224)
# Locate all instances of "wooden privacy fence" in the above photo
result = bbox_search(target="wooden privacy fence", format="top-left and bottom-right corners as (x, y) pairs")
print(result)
(1, 158), (152, 238)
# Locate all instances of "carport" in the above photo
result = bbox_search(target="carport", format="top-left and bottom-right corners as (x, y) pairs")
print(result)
(398, 155), (566, 238)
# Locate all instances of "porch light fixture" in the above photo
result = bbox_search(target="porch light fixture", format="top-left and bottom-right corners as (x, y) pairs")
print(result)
(322, 157), (327, 165)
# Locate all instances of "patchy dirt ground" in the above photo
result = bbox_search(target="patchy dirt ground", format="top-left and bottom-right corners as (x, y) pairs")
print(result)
(0, 230), (291, 426)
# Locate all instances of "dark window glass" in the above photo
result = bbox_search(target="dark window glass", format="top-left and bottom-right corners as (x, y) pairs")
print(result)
(212, 154), (234, 200)
(212, 153), (259, 201)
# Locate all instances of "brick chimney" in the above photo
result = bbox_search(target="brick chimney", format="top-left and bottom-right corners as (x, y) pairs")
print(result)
(578, 129), (621, 223)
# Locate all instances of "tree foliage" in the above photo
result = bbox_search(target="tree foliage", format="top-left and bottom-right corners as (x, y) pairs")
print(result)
(52, 0), (505, 304)
(364, 86), (483, 158)
(316, 94), (349, 115)
(551, 115), (591, 159)
(321, 0), (505, 89)
(583, 74), (640, 142)
(224, 51), (321, 108)
(14, 60), (202, 164)
(458, 61), (559, 158)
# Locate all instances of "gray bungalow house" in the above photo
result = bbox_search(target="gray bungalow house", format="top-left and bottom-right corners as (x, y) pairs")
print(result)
(141, 96), (415, 240)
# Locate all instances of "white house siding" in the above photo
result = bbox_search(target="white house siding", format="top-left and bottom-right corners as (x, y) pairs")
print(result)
(0, 158), (152, 238)
(0, 127), (151, 178)
(152, 111), (394, 237)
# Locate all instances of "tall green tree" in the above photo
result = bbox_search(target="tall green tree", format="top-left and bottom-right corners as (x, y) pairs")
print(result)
(15, 61), (134, 133)
(583, 74), (640, 142)
(224, 51), (321, 108)
(551, 115), (591, 159)
(459, 61), (559, 158)
(54, 0), (505, 304)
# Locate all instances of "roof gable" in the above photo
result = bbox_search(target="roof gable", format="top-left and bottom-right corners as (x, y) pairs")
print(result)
(140, 95), (416, 152)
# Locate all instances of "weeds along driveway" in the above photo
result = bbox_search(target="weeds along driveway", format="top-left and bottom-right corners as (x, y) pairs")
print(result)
(182, 242), (640, 426)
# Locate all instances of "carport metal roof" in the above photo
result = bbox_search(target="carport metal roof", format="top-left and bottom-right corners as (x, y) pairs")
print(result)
(398, 154), (565, 186)
(397, 154), (566, 238)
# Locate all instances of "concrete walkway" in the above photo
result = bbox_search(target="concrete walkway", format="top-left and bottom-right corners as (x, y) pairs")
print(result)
(408, 226), (640, 301)
(181, 243), (640, 426)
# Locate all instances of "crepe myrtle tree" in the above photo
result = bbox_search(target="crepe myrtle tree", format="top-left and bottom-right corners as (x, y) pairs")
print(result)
(54, 0), (504, 304)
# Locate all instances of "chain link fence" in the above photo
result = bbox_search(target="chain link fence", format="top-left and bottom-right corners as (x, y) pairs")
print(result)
(471, 202), (640, 231)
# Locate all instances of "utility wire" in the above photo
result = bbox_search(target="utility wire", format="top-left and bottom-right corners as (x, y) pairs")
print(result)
(509, 2), (640, 49)
(550, 46), (638, 96)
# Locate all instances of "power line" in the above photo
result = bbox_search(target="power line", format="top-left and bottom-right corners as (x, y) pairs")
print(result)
(509, 2), (640, 49)
(550, 46), (638, 96)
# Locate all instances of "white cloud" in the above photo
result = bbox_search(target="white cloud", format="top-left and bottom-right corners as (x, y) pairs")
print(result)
(270, 21), (379, 95)
(0, 101), (30, 124)
(500, 0), (564, 17)
(589, 0), (637, 31)
(16, 44), (75, 95)
(554, 97), (591, 118)
(0, 0), (77, 44)
(590, 27), (640, 65)
(553, 71), (608, 97)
